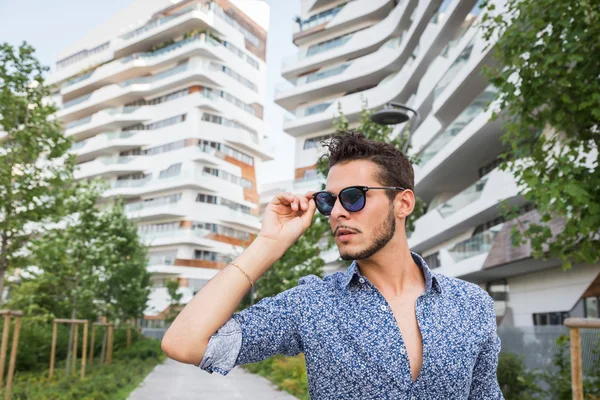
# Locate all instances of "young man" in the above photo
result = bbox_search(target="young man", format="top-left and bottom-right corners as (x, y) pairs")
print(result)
(162, 132), (503, 399)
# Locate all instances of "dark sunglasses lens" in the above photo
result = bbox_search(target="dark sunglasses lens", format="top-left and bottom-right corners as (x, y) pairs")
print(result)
(314, 193), (335, 215)
(340, 187), (365, 212)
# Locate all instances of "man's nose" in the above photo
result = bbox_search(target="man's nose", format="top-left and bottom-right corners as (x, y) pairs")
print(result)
(329, 197), (349, 221)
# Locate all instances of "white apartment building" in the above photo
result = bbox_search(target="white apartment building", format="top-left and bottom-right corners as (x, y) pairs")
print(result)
(48, 0), (273, 322)
(270, 0), (600, 327)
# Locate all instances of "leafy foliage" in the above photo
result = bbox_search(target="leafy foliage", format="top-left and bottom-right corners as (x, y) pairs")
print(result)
(497, 352), (542, 399)
(480, 0), (600, 268)
(0, 42), (75, 300)
(164, 279), (183, 322)
(4, 338), (164, 400)
(244, 354), (309, 400)
(7, 180), (151, 322)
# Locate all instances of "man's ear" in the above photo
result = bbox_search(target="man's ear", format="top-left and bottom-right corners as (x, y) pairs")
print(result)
(395, 189), (415, 220)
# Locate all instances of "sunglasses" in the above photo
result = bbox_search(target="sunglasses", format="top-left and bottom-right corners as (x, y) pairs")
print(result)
(312, 186), (406, 216)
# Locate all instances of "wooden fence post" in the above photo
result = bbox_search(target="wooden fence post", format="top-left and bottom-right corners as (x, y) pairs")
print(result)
(49, 321), (57, 378)
(0, 313), (11, 386)
(564, 317), (600, 400)
(71, 324), (78, 376)
(5, 314), (22, 400)
(88, 324), (96, 365)
(106, 324), (114, 364)
(81, 322), (88, 379)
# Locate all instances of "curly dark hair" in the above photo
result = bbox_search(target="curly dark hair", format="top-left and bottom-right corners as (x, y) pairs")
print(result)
(320, 130), (414, 201)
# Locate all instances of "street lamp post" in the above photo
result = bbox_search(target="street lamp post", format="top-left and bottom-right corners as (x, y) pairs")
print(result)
(370, 102), (421, 153)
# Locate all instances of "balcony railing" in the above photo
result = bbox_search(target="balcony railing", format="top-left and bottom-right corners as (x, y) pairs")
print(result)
(295, 101), (333, 118)
(125, 197), (181, 212)
(447, 224), (503, 262)
(419, 85), (498, 165)
(282, 32), (354, 69)
(436, 173), (490, 218)
(120, 34), (218, 64)
(139, 228), (212, 240)
(120, 63), (189, 87)
(293, 3), (347, 34)
(65, 116), (92, 130)
(62, 93), (92, 109)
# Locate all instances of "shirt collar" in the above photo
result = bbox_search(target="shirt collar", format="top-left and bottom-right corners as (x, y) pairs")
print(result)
(340, 251), (443, 294)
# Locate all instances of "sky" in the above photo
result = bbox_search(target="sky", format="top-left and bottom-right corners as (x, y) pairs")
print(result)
(0, 0), (298, 186)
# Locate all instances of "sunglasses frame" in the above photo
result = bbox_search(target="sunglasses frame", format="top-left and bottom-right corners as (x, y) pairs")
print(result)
(312, 186), (406, 216)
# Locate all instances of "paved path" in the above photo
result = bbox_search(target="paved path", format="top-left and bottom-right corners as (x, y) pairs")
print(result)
(128, 358), (299, 400)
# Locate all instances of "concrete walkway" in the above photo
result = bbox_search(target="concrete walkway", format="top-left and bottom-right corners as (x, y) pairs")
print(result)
(128, 358), (299, 400)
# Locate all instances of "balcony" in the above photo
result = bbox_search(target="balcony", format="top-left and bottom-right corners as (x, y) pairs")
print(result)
(419, 85), (498, 165)
(71, 130), (148, 163)
(281, 0), (460, 136)
(104, 164), (231, 199)
(409, 168), (523, 252)
(294, 0), (394, 46)
(75, 155), (145, 180)
(57, 62), (224, 123)
(61, 34), (222, 100)
(282, 0), (416, 79)
(113, 2), (253, 61)
(275, 37), (402, 110)
(64, 106), (153, 141)
(125, 199), (186, 221)
(430, 223), (504, 279)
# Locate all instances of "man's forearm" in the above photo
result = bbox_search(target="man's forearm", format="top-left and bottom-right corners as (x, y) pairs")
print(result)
(161, 235), (287, 364)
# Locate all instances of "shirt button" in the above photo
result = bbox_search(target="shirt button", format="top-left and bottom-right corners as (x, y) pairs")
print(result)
(380, 305), (388, 311)
(358, 278), (365, 284)
(400, 348), (406, 355)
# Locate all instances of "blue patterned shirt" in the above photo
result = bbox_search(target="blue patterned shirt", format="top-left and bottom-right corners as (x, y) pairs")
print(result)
(199, 253), (503, 399)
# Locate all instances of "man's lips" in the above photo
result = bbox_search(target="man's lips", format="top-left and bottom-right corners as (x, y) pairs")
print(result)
(335, 228), (359, 239)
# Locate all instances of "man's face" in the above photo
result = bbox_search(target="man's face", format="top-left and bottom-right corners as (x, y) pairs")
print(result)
(325, 160), (397, 261)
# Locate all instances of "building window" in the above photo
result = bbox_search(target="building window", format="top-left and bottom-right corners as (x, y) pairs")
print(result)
(201, 113), (259, 145)
(194, 250), (229, 263)
(147, 251), (177, 265)
(196, 194), (218, 204)
(533, 311), (570, 326)
(304, 134), (333, 149)
(424, 252), (441, 269)
(584, 296), (599, 318)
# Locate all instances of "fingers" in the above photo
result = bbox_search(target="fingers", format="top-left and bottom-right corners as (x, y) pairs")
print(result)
(301, 196), (317, 225)
(274, 192), (313, 212)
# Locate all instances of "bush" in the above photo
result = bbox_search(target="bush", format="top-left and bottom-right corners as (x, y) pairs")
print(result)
(3, 338), (164, 400)
(497, 352), (542, 399)
(244, 354), (309, 400)
(0, 318), (144, 373)
(114, 337), (163, 361)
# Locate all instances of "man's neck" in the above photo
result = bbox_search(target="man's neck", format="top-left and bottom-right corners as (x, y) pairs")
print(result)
(355, 239), (425, 298)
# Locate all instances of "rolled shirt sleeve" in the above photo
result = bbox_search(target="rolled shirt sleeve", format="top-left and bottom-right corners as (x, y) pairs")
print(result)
(198, 283), (306, 375)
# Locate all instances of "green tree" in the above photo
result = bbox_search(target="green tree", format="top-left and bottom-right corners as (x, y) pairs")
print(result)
(480, 0), (600, 269)
(0, 42), (75, 302)
(319, 103), (426, 234)
(165, 279), (183, 323)
(8, 180), (151, 372)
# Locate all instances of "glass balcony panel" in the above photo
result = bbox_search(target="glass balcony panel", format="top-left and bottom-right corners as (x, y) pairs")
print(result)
(436, 174), (489, 218)
(447, 224), (503, 262)
(420, 85), (497, 165)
